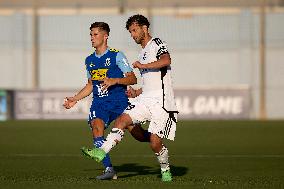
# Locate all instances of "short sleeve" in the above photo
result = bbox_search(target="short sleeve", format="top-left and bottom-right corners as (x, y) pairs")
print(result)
(85, 58), (91, 79)
(152, 38), (169, 59)
(116, 51), (133, 74)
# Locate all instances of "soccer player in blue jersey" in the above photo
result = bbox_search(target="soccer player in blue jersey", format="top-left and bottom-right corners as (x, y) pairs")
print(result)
(63, 22), (150, 180)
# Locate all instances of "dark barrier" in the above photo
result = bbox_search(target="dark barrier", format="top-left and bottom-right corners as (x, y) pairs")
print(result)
(14, 90), (92, 120)
(0, 90), (7, 121)
(12, 87), (250, 120)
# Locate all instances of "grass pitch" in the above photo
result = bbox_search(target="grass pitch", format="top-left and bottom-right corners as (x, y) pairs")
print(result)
(0, 120), (284, 189)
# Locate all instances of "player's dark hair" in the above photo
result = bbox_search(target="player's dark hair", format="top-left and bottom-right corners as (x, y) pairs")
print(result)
(126, 14), (150, 30)
(90, 22), (110, 35)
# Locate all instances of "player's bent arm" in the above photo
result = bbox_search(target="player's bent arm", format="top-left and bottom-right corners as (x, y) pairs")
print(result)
(126, 87), (142, 98)
(143, 53), (171, 69)
(101, 72), (137, 91)
(116, 71), (137, 86)
(73, 79), (93, 101)
(135, 88), (142, 97)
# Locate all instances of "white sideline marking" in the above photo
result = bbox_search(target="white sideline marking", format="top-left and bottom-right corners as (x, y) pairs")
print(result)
(1, 154), (284, 158)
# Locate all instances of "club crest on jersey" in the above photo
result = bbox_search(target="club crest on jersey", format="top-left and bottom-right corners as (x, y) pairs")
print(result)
(142, 52), (147, 60)
(105, 58), (111, 66)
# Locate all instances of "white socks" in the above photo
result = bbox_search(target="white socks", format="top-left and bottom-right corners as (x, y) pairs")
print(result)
(101, 128), (170, 172)
(101, 128), (124, 153)
(155, 145), (170, 172)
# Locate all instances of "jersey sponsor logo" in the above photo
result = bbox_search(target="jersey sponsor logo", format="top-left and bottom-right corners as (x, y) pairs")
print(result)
(105, 58), (111, 66)
(91, 69), (108, 80)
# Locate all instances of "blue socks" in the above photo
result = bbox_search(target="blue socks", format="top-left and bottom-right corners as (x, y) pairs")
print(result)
(94, 136), (112, 168)
(144, 131), (151, 142)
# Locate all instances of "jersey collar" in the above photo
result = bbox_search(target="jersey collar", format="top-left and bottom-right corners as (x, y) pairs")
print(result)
(94, 47), (109, 58)
(143, 38), (153, 49)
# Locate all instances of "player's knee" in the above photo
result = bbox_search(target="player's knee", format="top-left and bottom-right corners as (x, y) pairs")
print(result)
(150, 142), (161, 152)
(90, 120), (104, 135)
(114, 114), (132, 129)
(91, 124), (99, 131)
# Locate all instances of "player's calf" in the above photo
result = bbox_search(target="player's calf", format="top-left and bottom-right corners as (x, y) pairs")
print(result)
(129, 124), (150, 142)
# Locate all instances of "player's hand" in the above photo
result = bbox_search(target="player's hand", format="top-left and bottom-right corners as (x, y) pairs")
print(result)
(132, 61), (145, 69)
(63, 97), (77, 109)
(126, 86), (136, 98)
(100, 77), (118, 91)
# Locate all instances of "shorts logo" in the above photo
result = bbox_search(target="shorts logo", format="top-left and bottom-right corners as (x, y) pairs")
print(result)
(126, 104), (135, 110)
(91, 69), (108, 80)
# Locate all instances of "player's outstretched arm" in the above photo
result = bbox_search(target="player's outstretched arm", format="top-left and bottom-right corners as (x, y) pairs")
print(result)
(63, 79), (93, 109)
(118, 71), (137, 85)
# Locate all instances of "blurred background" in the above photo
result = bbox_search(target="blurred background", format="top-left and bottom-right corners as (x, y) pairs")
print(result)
(0, 0), (284, 120)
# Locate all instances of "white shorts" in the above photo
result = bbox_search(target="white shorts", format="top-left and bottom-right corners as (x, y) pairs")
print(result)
(125, 95), (177, 141)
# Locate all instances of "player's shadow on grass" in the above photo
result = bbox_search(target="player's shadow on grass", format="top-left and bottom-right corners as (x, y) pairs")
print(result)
(115, 163), (157, 178)
(114, 163), (188, 178)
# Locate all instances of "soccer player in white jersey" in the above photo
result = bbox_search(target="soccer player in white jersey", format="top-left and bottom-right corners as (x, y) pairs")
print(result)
(82, 15), (178, 182)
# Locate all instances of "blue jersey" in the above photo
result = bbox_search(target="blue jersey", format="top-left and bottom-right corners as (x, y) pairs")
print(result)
(85, 48), (132, 101)
(85, 48), (132, 126)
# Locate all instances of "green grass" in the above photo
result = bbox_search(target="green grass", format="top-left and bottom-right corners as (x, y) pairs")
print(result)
(1, 120), (284, 189)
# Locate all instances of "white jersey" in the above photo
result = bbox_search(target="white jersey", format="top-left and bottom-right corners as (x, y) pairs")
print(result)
(138, 37), (178, 112)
